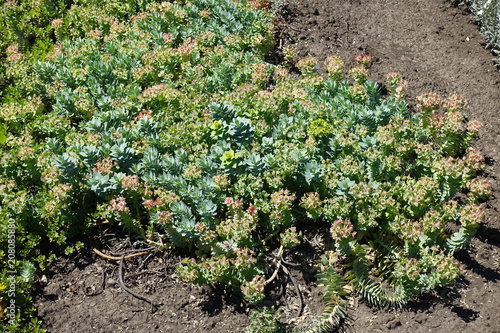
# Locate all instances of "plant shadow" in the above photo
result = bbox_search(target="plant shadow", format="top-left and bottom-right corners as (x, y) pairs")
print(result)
(199, 285), (247, 317)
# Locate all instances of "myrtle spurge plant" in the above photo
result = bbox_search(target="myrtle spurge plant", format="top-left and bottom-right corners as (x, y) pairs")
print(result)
(0, 0), (491, 332)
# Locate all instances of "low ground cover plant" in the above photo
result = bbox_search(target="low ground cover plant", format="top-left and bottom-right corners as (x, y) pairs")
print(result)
(463, 0), (500, 66)
(0, 0), (491, 331)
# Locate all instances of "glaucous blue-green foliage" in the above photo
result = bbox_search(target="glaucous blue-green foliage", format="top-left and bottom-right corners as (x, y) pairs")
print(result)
(0, 1), (491, 332)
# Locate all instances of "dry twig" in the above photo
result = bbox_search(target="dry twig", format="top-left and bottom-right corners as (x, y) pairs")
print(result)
(92, 248), (149, 261)
(282, 264), (304, 318)
(119, 255), (157, 313)
(266, 245), (284, 285)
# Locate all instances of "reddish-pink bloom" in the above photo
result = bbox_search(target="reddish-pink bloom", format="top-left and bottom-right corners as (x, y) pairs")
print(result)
(246, 205), (258, 216)
(157, 211), (172, 223)
(330, 219), (356, 241)
(162, 33), (173, 43)
(136, 109), (152, 119)
(353, 53), (373, 68)
(111, 197), (129, 214)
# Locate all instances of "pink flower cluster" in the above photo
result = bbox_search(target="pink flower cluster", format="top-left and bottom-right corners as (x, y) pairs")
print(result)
(251, 63), (268, 85)
(51, 19), (64, 29)
(386, 72), (403, 87)
(182, 165), (202, 180)
(416, 93), (442, 112)
(398, 219), (421, 244)
(5, 44), (25, 62)
(353, 53), (373, 68)
(427, 113), (446, 130)
(199, 9), (211, 19)
(435, 256), (462, 281)
(224, 197), (243, 209)
(177, 38), (198, 60)
(280, 227), (301, 248)
(394, 80), (409, 98)
(248, 0), (270, 10)
(460, 204), (485, 228)
(157, 211), (172, 224)
(233, 247), (257, 270)
(300, 192), (322, 211)
(121, 175), (140, 190)
(467, 120), (484, 134)
(87, 29), (102, 39)
(246, 205), (258, 216)
(270, 190), (296, 209)
(442, 93), (467, 112)
(136, 109), (152, 119)
(162, 33), (173, 43)
(213, 174), (230, 188)
(240, 275), (266, 304)
(93, 157), (118, 174)
(110, 197), (129, 214)
(402, 257), (422, 280)
(464, 147), (485, 171)
(143, 197), (164, 210)
(296, 57), (318, 75)
(467, 177), (492, 199)
(348, 84), (368, 102)
(330, 219), (356, 242)
(420, 210), (443, 234)
(5, 45), (19, 55)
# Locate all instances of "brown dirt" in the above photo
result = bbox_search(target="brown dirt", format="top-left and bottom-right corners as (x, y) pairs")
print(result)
(34, 0), (500, 332)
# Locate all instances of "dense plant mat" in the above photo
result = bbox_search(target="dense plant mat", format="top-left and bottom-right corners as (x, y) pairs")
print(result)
(0, 0), (493, 332)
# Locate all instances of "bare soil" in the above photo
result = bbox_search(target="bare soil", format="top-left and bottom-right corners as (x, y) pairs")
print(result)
(34, 0), (500, 332)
